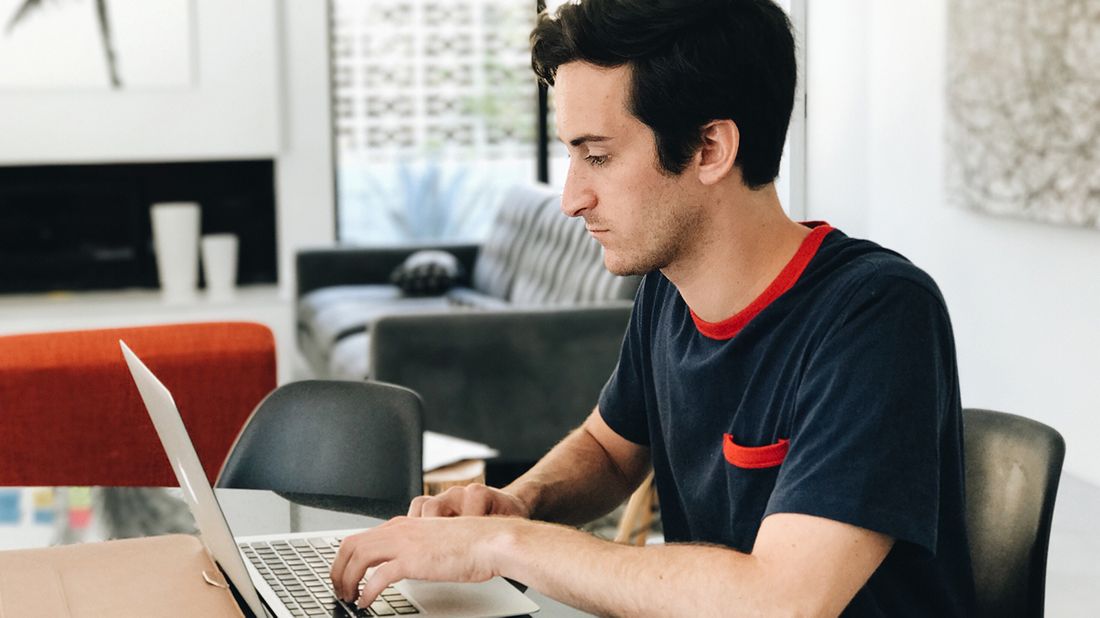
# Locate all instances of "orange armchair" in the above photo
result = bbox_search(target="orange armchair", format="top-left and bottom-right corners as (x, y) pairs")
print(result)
(0, 322), (276, 487)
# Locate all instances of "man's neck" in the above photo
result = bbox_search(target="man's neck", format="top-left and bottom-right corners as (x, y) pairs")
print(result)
(662, 184), (811, 324)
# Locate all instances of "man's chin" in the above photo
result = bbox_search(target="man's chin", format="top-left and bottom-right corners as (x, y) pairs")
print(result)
(603, 253), (659, 277)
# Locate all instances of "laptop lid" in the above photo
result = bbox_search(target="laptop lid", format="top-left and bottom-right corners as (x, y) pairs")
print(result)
(120, 340), (269, 618)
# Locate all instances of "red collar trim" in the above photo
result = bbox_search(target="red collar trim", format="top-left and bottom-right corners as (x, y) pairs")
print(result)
(690, 223), (834, 340)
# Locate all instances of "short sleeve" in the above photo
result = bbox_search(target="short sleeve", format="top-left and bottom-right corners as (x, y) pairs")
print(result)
(765, 273), (958, 556)
(597, 276), (654, 446)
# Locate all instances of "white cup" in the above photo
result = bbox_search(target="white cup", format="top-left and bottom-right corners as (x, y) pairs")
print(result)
(201, 234), (239, 302)
(150, 202), (200, 304)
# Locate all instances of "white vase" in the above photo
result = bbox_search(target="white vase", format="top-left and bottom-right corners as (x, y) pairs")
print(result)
(150, 202), (200, 304)
(201, 233), (238, 302)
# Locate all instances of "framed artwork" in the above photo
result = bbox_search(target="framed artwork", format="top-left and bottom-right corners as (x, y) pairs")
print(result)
(0, 0), (193, 90)
(946, 0), (1099, 229)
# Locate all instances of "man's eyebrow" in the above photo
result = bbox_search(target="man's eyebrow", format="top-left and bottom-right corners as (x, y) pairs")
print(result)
(566, 134), (612, 147)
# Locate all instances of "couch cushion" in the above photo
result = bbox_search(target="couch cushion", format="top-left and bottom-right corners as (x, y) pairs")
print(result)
(324, 288), (507, 381)
(389, 250), (465, 296)
(509, 198), (641, 305)
(471, 183), (557, 299)
(443, 287), (511, 310)
(298, 285), (452, 356)
(329, 331), (372, 380)
(298, 285), (508, 376)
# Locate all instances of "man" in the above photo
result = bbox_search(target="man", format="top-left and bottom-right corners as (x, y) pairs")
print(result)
(332, 0), (977, 615)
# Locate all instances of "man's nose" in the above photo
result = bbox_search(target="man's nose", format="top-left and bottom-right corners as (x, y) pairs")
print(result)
(561, 164), (596, 217)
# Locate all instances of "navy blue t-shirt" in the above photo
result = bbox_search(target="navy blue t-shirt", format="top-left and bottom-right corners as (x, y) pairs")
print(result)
(599, 225), (976, 616)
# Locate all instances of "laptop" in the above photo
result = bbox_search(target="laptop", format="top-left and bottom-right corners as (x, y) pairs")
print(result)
(120, 341), (540, 618)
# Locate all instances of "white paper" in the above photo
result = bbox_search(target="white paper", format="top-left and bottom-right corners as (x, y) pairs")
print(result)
(423, 431), (498, 472)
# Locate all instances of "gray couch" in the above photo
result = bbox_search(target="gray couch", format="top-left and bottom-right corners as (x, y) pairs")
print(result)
(295, 182), (640, 463)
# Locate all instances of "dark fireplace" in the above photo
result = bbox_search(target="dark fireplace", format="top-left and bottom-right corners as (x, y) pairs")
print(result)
(0, 160), (277, 294)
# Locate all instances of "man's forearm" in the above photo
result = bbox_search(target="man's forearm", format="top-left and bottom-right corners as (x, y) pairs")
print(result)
(503, 424), (645, 526)
(337, 495), (887, 614)
(489, 519), (784, 618)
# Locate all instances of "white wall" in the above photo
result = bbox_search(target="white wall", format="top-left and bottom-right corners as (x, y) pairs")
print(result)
(777, 0), (807, 220)
(805, 0), (869, 237)
(807, 0), (1100, 484)
(274, 0), (335, 299)
(0, 0), (281, 163)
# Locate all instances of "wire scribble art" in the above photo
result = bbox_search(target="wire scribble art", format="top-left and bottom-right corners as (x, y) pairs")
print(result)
(0, 0), (192, 90)
(946, 0), (1100, 229)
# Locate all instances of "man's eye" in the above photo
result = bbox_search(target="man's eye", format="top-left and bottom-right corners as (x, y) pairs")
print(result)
(585, 155), (608, 167)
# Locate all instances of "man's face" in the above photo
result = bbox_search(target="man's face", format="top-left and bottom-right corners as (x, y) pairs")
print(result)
(554, 61), (703, 276)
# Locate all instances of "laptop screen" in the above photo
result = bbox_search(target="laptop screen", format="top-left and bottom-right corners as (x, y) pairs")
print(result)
(120, 340), (269, 618)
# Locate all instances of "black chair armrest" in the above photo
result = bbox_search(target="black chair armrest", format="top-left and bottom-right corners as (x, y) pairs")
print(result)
(296, 243), (480, 297)
(369, 303), (633, 462)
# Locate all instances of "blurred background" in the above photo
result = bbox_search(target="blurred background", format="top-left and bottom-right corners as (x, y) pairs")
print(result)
(0, 1), (1095, 614)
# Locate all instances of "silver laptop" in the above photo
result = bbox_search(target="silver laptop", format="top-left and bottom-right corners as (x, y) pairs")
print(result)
(120, 340), (539, 618)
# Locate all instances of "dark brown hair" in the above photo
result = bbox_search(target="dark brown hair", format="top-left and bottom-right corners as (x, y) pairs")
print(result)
(531, 0), (796, 189)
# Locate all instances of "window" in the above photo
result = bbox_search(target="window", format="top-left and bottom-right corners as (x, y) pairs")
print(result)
(331, 0), (806, 241)
(331, 0), (540, 244)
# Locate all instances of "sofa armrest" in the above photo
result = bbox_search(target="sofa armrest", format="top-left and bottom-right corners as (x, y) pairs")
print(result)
(369, 303), (633, 462)
(296, 243), (480, 297)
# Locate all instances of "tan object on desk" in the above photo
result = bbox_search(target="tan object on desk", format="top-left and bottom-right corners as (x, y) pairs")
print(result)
(423, 459), (487, 496)
(615, 470), (657, 546)
(0, 534), (243, 617)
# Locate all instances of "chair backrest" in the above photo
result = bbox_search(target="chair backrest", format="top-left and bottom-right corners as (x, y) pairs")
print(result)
(0, 322), (275, 486)
(963, 408), (1065, 618)
(217, 380), (423, 504)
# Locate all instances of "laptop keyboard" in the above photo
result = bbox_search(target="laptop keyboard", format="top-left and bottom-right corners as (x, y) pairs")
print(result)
(240, 537), (420, 617)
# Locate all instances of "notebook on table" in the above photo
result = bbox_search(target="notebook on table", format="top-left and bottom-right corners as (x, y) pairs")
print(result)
(0, 534), (244, 618)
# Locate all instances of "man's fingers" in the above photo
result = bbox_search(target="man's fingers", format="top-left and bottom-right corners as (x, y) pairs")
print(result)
(356, 561), (405, 609)
(330, 534), (358, 598)
(416, 484), (502, 517)
(341, 546), (383, 603)
(422, 497), (457, 517)
(407, 495), (429, 517)
(461, 484), (494, 515)
(331, 532), (391, 602)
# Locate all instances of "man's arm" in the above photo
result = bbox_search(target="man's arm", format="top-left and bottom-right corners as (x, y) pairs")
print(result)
(332, 509), (893, 616)
(497, 514), (893, 617)
(333, 410), (894, 615)
(406, 407), (651, 526)
(506, 406), (650, 525)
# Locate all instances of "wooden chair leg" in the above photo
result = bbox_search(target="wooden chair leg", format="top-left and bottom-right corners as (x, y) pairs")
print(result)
(614, 471), (657, 545)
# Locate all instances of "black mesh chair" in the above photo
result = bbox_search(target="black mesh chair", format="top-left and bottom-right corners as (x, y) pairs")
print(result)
(963, 408), (1065, 618)
(217, 380), (423, 505)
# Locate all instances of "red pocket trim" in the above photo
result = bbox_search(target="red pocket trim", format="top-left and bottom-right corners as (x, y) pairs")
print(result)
(723, 434), (790, 469)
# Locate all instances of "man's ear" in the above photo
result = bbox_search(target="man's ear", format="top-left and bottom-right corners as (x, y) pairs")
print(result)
(696, 120), (739, 185)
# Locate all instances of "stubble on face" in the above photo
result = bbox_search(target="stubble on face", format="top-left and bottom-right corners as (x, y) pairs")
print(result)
(600, 166), (705, 277)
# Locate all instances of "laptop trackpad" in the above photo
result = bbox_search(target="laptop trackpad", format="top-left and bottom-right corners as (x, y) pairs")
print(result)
(394, 577), (540, 618)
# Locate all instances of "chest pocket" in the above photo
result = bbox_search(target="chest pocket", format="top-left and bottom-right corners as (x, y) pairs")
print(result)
(718, 434), (789, 551)
(723, 433), (789, 468)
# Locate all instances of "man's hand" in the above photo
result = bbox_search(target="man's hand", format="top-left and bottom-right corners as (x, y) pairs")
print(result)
(405, 483), (532, 518)
(329, 516), (516, 607)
